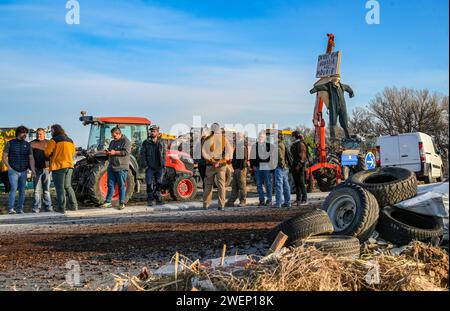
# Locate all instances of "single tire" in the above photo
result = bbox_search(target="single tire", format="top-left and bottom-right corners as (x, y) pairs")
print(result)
(72, 161), (87, 202)
(347, 167), (417, 208)
(295, 235), (361, 258)
(436, 167), (444, 183)
(377, 207), (443, 246)
(423, 164), (435, 184)
(171, 176), (198, 201)
(267, 209), (334, 246)
(86, 162), (135, 205)
(322, 183), (379, 242)
(316, 168), (337, 192)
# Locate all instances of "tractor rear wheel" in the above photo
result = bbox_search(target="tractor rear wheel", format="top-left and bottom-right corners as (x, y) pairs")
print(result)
(72, 160), (88, 202)
(316, 168), (337, 192)
(86, 162), (135, 205)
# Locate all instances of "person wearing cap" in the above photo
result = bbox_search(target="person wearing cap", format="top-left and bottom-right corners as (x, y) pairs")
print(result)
(100, 126), (131, 210)
(290, 131), (308, 206)
(140, 125), (166, 206)
(2, 125), (36, 214)
(201, 123), (233, 210)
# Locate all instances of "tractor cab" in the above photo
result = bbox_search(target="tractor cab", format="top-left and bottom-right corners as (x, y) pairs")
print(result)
(80, 116), (150, 158)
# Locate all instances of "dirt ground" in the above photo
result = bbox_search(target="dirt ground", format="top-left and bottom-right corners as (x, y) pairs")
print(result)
(0, 191), (321, 291)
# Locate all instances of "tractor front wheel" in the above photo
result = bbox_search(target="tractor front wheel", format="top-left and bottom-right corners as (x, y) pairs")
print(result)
(171, 176), (198, 201)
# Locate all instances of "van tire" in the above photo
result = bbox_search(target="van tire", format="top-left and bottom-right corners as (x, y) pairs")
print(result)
(423, 164), (435, 184)
(436, 167), (444, 183)
(267, 209), (334, 246)
(346, 167), (417, 208)
(295, 235), (361, 258)
(377, 207), (443, 246)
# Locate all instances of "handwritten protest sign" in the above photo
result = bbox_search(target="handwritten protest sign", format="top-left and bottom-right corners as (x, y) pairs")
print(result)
(316, 51), (341, 78)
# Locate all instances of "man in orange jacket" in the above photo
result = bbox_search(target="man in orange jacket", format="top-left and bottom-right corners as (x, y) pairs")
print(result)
(45, 124), (78, 213)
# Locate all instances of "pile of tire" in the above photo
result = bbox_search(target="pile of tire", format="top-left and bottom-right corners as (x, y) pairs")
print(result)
(267, 209), (361, 258)
(322, 166), (444, 246)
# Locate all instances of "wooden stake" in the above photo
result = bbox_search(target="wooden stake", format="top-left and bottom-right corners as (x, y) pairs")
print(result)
(174, 252), (179, 290)
(267, 231), (288, 255)
(220, 244), (227, 267)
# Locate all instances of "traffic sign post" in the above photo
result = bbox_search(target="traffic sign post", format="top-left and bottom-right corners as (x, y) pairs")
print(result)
(365, 152), (376, 170)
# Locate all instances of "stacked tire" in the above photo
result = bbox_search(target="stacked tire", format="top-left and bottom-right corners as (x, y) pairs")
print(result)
(267, 209), (361, 258)
(322, 167), (443, 246)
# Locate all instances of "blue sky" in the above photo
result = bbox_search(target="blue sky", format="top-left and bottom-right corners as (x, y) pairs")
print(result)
(0, 0), (448, 145)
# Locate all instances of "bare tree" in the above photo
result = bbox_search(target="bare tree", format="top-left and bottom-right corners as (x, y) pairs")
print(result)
(348, 87), (449, 167)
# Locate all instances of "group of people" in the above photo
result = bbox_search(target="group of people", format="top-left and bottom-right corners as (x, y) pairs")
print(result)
(1, 123), (310, 214)
(1, 125), (78, 214)
(198, 123), (309, 210)
(99, 124), (167, 209)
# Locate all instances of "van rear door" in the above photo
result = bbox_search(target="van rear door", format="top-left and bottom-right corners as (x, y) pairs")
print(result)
(398, 134), (421, 172)
(379, 136), (400, 166)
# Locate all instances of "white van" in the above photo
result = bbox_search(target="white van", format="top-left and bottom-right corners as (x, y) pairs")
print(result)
(376, 132), (444, 184)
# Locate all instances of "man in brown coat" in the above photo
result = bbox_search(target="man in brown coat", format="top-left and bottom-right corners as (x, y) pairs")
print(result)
(290, 131), (308, 206)
(202, 123), (233, 210)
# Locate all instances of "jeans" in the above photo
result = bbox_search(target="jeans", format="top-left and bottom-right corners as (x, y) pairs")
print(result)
(254, 168), (272, 203)
(33, 168), (52, 212)
(275, 167), (291, 206)
(8, 169), (28, 212)
(146, 168), (164, 201)
(105, 168), (128, 204)
(52, 168), (78, 212)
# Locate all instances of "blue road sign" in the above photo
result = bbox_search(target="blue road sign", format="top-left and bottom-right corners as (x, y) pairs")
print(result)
(365, 152), (376, 170)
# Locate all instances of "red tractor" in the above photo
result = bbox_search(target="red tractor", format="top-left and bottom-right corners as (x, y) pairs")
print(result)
(72, 115), (198, 205)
